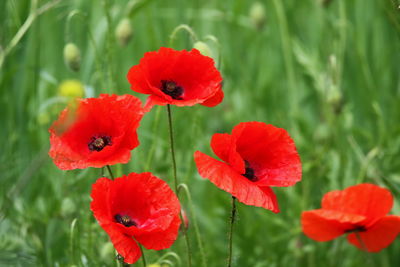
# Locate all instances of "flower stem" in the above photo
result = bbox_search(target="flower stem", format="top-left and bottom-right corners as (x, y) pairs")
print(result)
(227, 196), (237, 267)
(139, 244), (147, 267)
(178, 183), (207, 267)
(106, 165), (115, 180)
(166, 104), (179, 193)
(166, 104), (192, 267)
(355, 232), (374, 265)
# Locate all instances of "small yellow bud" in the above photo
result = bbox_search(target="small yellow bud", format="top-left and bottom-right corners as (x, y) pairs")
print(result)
(58, 79), (84, 98)
(63, 43), (81, 72)
(249, 2), (266, 30)
(115, 18), (133, 46)
(193, 41), (212, 58)
(146, 264), (161, 267)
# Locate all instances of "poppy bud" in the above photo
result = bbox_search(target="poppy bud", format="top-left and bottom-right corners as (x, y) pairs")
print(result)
(115, 18), (133, 47)
(147, 265), (161, 267)
(180, 209), (189, 230)
(249, 2), (266, 30)
(60, 197), (76, 217)
(58, 79), (84, 98)
(193, 41), (212, 58)
(63, 43), (81, 72)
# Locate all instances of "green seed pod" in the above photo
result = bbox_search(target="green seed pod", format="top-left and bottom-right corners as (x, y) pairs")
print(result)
(249, 2), (266, 30)
(115, 18), (133, 46)
(63, 43), (81, 72)
(193, 41), (212, 58)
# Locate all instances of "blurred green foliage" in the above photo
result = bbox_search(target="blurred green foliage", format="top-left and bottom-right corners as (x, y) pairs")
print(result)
(1, 0), (400, 266)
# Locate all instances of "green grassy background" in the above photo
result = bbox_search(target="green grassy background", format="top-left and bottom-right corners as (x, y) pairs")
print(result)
(1, 0), (400, 266)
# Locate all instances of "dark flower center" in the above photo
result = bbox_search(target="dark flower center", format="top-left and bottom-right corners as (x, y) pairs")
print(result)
(88, 135), (112, 152)
(345, 225), (367, 233)
(161, 80), (183, 100)
(114, 214), (137, 227)
(242, 160), (258, 182)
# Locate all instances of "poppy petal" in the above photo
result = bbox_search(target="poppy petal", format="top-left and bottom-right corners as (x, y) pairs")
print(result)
(321, 184), (393, 227)
(231, 122), (302, 187)
(194, 151), (279, 212)
(347, 215), (400, 252)
(301, 209), (366, 241)
(134, 216), (181, 250)
(104, 225), (141, 264)
(201, 85), (224, 107)
(211, 133), (245, 174)
(90, 177), (112, 223)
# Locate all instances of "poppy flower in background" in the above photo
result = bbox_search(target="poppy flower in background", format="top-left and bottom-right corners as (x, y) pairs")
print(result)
(49, 94), (144, 170)
(90, 172), (181, 264)
(194, 122), (302, 212)
(301, 183), (400, 252)
(127, 47), (223, 109)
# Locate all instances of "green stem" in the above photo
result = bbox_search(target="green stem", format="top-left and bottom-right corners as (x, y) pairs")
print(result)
(169, 24), (198, 47)
(166, 104), (179, 193)
(166, 104), (192, 267)
(139, 244), (147, 267)
(355, 232), (374, 265)
(227, 196), (236, 267)
(178, 184), (207, 267)
(106, 165), (115, 180)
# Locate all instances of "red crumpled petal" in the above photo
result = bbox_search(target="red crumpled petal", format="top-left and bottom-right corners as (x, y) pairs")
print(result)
(134, 215), (181, 250)
(322, 184), (393, 227)
(201, 84), (224, 107)
(194, 151), (279, 212)
(211, 133), (245, 174)
(230, 122), (302, 187)
(103, 225), (141, 264)
(347, 215), (400, 252)
(301, 209), (366, 242)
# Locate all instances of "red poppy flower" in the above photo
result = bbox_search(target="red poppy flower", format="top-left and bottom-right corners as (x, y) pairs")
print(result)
(127, 47), (223, 109)
(49, 94), (144, 170)
(90, 172), (181, 264)
(194, 122), (302, 212)
(301, 183), (400, 252)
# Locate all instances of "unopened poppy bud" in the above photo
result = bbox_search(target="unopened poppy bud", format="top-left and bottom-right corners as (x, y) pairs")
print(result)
(180, 209), (189, 230)
(61, 197), (76, 217)
(146, 264), (161, 267)
(249, 2), (266, 30)
(115, 18), (133, 46)
(58, 79), (84, 98)
(63, 43), (81, 72)
(193, 41), (212, 58)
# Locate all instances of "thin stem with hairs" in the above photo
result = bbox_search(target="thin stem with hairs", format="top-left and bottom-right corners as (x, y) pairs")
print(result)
(227, 196), (237, 267)
(106, 165), (115, 180)
(166, 104), (192, 267)
(139, 243), (147, 267)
